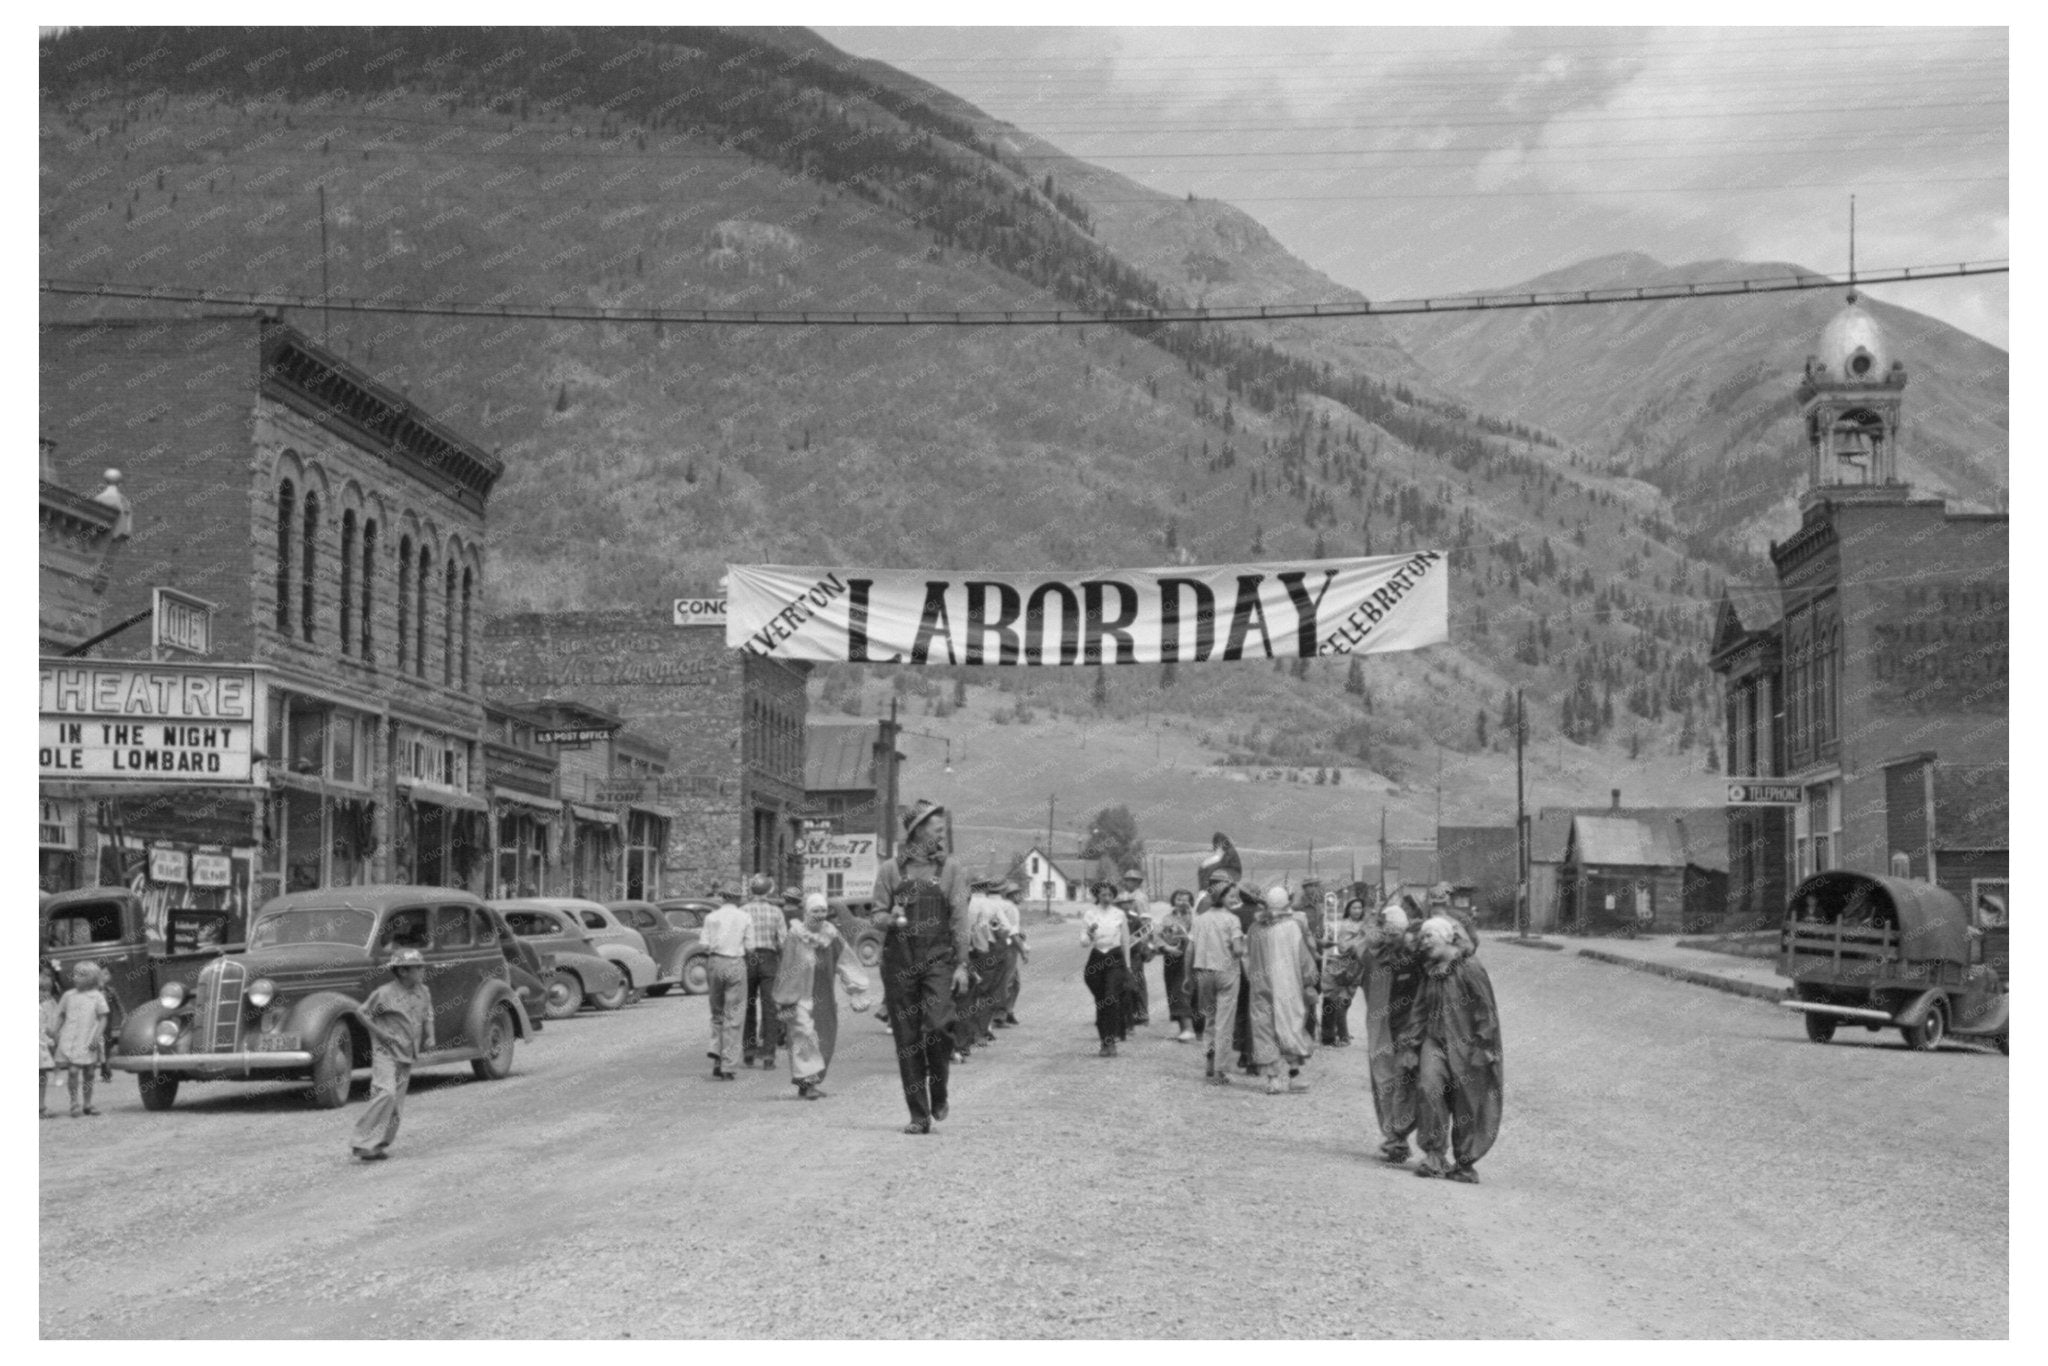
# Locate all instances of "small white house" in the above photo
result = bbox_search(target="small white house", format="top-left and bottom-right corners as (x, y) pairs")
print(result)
(1018, 846), (1074, 905)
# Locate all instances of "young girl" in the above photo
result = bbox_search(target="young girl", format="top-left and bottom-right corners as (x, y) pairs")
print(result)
(39, 968), (61, 1119)
(53, 962), (111, 1118)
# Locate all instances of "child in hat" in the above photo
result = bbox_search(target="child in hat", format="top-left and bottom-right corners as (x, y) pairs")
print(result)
(350, 948), (435, 1161)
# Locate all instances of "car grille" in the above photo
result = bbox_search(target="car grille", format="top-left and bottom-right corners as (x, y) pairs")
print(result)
(192, 958), (248, 1053)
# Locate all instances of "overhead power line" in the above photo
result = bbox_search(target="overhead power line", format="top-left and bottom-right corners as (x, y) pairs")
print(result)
(40, 259), (2007, 328)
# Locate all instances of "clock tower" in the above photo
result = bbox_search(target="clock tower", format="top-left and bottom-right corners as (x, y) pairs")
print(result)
(1796, 290), (1908, 504)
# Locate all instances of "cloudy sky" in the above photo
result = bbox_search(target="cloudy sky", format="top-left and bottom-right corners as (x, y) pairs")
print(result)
(819, 26), (2009, 347)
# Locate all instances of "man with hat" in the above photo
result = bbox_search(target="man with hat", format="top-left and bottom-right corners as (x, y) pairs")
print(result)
(350, 948), (435, 1162)
(739, 872), (788, 1068)
(1115, 869), (1154, 1036)
(1193, 833), (1257, 1073)
(867, 799), (974, 1135)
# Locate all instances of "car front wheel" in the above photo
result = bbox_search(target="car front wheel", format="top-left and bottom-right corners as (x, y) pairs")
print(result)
(309, 1022), (355, 1108)
(137, 1073), (180, 1111)
(1903, 1000), (1947, 1051)
(590, 978), (630, 1011)
(471, 1003), (516, 1080)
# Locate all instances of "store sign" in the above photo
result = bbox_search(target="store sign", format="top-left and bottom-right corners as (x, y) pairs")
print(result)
(672, 597), (729, 627)
(802, 834), (878, 901)
(593, 781), (644, 804)
(1726, 782), (1801, 806)
(150, 847), (189, 884)
(190, 852), (232, 887)
(152, 588), (216, 657)
(39, 798), (79, 850)
(39, 661), (260, 783)
(536, 727), (617, 745)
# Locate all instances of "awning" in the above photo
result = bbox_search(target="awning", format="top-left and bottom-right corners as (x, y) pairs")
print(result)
(568, 802), (621, 827)
(401, 783), (490, 814)
(491, 787), (563, 815)
(625, 802), (673, 821)
(40, 779), (265, 801)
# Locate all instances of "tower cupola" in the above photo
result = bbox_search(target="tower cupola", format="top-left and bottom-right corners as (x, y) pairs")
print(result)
(1796, 290), (1908, 500)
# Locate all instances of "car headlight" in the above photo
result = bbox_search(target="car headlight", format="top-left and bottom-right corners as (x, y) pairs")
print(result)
(158, 982), (186, 1010)
(155, 1019), (181, 1049)
(247, 978), (276, 1009)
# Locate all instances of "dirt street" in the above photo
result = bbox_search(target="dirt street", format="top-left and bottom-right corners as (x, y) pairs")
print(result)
(39, 934), (2006, 1338)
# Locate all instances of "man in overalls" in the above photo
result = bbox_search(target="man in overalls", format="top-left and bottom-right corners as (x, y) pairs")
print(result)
(867, 799), (973, 1135)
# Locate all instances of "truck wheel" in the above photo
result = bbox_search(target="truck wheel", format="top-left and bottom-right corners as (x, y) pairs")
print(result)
(1903, 1001), (1947, 1051)
(470, 1003), (516, 1080)
(590, 978), (630, 1011)
(137, 1073), (180, 1111)
(681, 953), (710, 996)
(1803, 1013), (1837, 1044)
(309, 1022), (355, 1108)
(544, 971), (584, 1020)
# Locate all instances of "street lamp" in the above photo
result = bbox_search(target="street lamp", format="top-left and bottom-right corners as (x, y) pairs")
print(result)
(899, 728), (955, 773)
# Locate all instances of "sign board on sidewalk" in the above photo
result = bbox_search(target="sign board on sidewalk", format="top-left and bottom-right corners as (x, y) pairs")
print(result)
(801, 834), (878, 902)
(672, 598), (728, 627)
(1726, 782), (1801, 806)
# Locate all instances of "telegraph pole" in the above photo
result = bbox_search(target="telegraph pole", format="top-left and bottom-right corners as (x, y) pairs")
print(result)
(1515, 688), (1531, 938)
(317, 184), (331, 346)
(1045, 793), (1056, 916)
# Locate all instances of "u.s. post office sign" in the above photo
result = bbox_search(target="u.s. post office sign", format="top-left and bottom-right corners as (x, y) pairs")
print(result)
(1726, 782), (1801, 806)
(39, 660), (263, 783)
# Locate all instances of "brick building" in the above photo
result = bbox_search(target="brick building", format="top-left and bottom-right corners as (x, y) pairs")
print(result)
(482, 610), (810, 895)
(1710, 292), (2007, 925)
(38, 313), (501, 929)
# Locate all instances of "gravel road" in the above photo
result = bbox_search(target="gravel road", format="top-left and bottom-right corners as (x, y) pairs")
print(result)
(40, 934), (2006, 1338)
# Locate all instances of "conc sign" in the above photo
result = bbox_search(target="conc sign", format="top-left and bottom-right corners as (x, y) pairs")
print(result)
(672, 598), (728, 627)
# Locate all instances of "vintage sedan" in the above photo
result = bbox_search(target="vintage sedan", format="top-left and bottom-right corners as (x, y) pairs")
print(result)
(490, 901), (646, 1016)
(108, 886), (529, 1111)
(478, 904), (548, 1033)
(607, 900), (703, 996)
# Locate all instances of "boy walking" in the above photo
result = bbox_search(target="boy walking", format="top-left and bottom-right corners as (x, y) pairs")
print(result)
(1188, 885), (1246, 1083)
(351, 948), (434, 1162)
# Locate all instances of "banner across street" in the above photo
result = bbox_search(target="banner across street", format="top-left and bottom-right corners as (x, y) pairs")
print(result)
(725, 552), (1448, 664)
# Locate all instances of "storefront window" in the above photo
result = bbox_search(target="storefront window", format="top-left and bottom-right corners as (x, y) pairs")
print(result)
(331, 717), (356, 784)
(289, 707), (325, 775)
(284, 788), (323, 891)
(625, 811), (666, 900)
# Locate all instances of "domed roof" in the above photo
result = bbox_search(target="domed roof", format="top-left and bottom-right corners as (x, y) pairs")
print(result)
(1816, 290), (1892, 382)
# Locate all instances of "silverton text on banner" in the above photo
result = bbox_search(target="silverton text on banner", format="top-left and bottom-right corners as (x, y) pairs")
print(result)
(724, 553), (1447, 664)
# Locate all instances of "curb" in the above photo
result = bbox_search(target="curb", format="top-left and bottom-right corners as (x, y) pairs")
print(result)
(1496, 936), (1565, 952)
(1574, 947), (1788, 1004)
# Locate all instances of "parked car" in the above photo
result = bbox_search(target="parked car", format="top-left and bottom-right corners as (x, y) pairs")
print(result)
(607, 900), (703, 996)
(478, 904), (547, 1032)
(1778, 870), (2008, 1053)
(490, 900), (647, 1016)
(41, 888), (239, 1036)
(107, 886), (529, 1111)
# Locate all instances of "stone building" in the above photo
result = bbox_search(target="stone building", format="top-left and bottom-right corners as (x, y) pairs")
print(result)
(482, 610), (810, 894)
(1710, 292), (2007, 925)
(38, 313), (500, 928)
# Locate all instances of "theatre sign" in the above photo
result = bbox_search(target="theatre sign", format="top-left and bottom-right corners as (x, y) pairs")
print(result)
(39, 660), (265, 783)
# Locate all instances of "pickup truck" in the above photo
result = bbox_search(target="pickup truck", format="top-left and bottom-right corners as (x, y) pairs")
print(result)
(41, 888), (237, 1044)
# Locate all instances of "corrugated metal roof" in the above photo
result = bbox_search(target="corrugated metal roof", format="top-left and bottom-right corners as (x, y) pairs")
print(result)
(805, 723), (879, 792)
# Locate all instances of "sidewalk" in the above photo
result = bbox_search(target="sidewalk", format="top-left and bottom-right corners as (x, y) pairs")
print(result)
(1495, 932), (1788, 1004)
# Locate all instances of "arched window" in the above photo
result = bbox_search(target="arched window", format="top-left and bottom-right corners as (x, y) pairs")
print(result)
(415, 543), (431, 678)
(397, 536), (413, 673)
(360, 519), (377, 663)
(460, 566), (474, 688)
(443, 559), (457, 686)
(275, 481), (296, 633)
(339, 511), (357, 656)
(300, 492), (319, 644)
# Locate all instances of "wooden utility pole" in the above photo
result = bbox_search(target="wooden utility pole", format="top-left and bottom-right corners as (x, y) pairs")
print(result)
(317, 184), (331, 345)
(1515, 688), (1530, 937)
(1045, 792), (1056, 916)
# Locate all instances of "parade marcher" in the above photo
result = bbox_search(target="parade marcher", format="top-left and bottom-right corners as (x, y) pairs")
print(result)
(1116, 873), (1153, 1037)
(1188, 885), (1246, 1083)
(1360, 901), (1425, 1162)
(1245, 885), (1319, 1095)
(738, 874), (787, 1069)
(993, 879), (1027, 1026)
(774, 893), (872, 1100)
(1080, 881), (1133, 1056)
(1156, 889), (1197, 1041)
(952, 883), (1001, 1062)
(868, 799), (974, 1135)
(53, 962), (110, 1118)
(1320, 896), (1372, 1046)
(1402, 915), (1504, 1183)
(700, 894), (751, 1080)
(966, 882), (1015, 1048)
(350, 948), (434, 1160)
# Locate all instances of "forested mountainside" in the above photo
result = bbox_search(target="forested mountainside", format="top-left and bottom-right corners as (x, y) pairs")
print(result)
(39, 27), (1999, 801)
